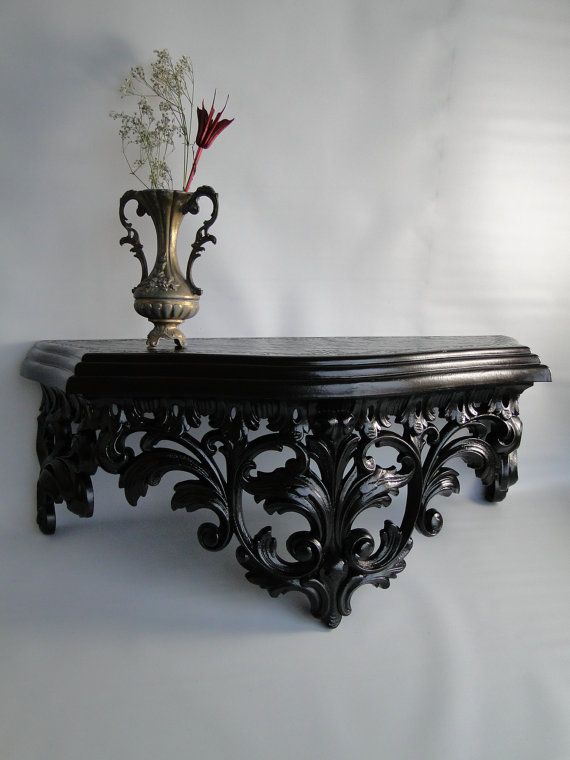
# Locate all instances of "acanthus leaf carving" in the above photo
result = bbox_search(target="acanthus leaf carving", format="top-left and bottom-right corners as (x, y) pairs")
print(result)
(34, 388), (525, 626)
(171, 480), (231, 551)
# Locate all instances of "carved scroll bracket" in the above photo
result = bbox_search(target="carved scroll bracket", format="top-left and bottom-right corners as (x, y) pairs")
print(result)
(35, 386), (524, 627)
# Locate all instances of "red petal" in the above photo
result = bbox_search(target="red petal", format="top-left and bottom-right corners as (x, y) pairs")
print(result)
(212, 117), (233, 136)
(207, 97), (216, 122)
(196, 103), (209, 143)
(195, 95), (233, 148)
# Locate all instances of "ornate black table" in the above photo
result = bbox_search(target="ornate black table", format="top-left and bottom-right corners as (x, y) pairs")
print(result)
(21, 337), (550, 628)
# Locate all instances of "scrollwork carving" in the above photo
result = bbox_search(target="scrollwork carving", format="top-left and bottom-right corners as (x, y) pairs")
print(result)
(181, 185), (219, 295)
(107, 404), (233, 552)
(232, 420), (422, 627)
(33, 388), (524, 626)
(36, 387), (97, 534)
(118, 190), (148, 283)
(412, 394), (523, 536)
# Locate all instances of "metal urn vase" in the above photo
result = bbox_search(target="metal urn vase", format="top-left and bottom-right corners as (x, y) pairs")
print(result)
(119, 187), (218, 349)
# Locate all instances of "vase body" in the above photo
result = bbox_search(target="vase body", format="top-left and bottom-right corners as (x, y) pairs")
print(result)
(119, 187), (218, 348)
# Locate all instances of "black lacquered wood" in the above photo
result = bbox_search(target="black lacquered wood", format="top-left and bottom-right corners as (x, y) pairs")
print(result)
(22, 337), (550, 628)
(22, 336), (550, 399)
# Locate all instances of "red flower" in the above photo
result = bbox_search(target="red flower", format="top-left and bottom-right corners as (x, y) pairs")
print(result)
(184, 95), (234, 191)
(195, 97), (234, 148)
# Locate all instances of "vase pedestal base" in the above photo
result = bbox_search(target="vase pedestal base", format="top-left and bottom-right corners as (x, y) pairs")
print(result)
(145, 322), (187, 349)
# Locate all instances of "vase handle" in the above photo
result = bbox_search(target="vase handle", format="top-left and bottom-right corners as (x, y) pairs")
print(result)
(119, 190), (149, 283)
(181, 186), (219, 295)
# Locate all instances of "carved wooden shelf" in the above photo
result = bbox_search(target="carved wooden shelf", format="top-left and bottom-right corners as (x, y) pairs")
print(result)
(21, 337), (550, 628)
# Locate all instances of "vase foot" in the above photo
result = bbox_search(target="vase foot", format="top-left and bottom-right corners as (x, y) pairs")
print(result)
(146, 322), (186, 350)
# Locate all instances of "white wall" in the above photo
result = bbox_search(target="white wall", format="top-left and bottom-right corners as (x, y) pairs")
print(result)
(1, 2), (569, 759)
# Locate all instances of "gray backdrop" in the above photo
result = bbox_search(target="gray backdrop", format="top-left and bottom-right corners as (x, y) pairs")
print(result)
(1, 1), (569, 759)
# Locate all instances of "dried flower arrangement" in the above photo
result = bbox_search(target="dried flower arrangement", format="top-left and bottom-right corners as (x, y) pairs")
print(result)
(110, 49), (233, 191)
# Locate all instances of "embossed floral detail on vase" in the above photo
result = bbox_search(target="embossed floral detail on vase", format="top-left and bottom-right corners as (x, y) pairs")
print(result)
(119, 186), (218, 348)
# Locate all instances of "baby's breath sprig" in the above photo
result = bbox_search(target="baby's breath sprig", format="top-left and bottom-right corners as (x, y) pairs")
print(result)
(110, 49), (233, 191)
(110, 50), (195, 190)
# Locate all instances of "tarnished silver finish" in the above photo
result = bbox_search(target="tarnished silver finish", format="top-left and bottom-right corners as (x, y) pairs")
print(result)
(119, 187), (218, 349)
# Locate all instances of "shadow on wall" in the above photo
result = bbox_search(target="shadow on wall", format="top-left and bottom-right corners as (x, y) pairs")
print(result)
(0, 512), (318, 637)
(1, 342), (50, 533)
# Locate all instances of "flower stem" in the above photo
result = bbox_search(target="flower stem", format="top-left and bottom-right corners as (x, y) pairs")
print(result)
(184, 146), (203, 192)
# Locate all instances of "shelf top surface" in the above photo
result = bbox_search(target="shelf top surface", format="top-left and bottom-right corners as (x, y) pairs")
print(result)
(19, 335), (531, 358)
(21, 336), (551, 400)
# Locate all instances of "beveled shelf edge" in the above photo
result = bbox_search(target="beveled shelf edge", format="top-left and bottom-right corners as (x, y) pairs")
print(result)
(21, 344), (82, 391)
(21, 337), (552, 400)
